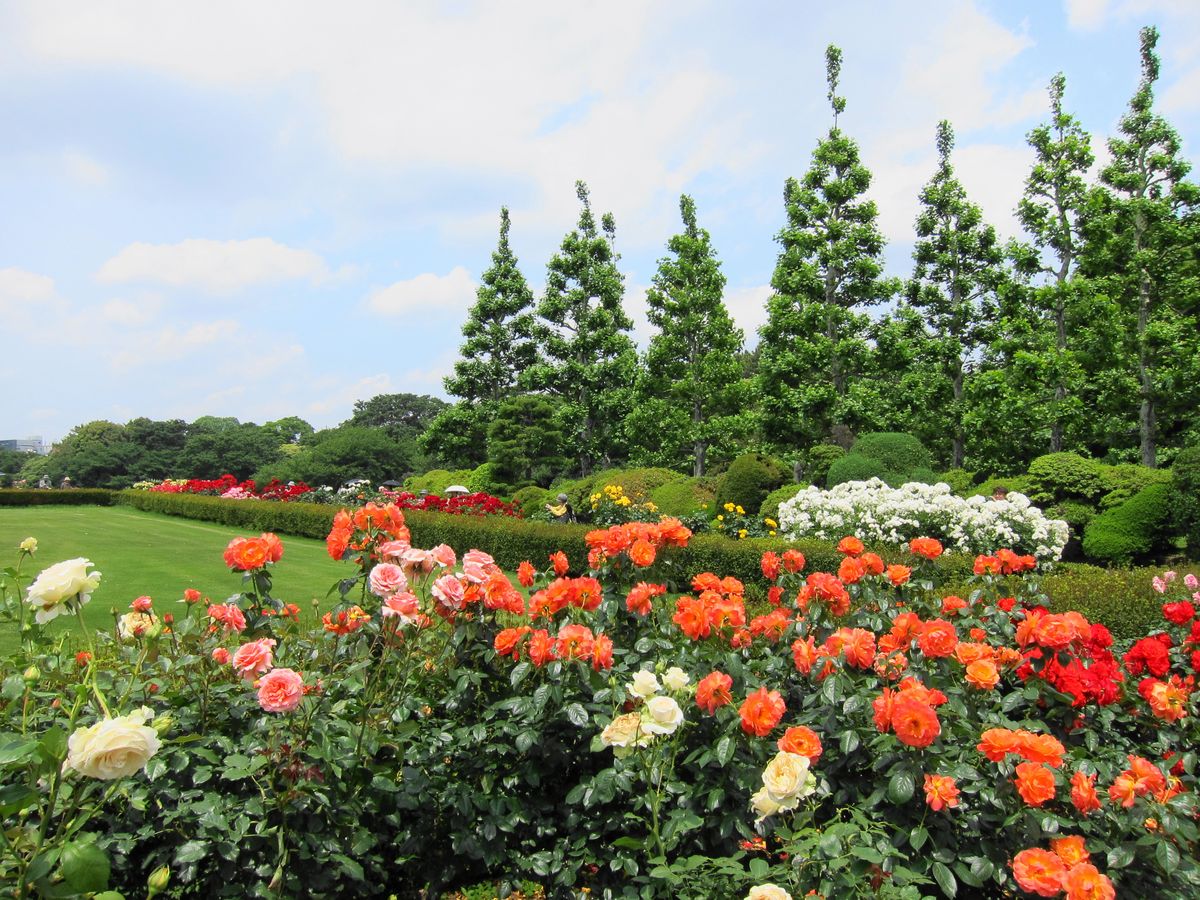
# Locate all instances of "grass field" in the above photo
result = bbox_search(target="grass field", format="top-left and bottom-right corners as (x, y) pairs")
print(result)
(0, 506), (350, 653)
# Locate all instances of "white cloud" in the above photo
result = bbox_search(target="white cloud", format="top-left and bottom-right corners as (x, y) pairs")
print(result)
(366, 266), (475, 317)
(0, 267), (56, 304)
(1064, 0), (1111, 30)
(724, 284), (773, 346)
(61, 150), (110, 186)
(96, 238), (331, 292)
(100, 294), (163, 326)
(108, 319), (239, 370)
(1163, 65), (1200, 113)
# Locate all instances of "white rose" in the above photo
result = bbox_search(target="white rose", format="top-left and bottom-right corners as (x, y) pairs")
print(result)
(627, 670), (660, 699)
(63, 708), (161, 780)
(746, 886), (794, 900)
(641, 696), (684, 735)
(761, 751), (813, 802)
(750, 784), (795, 821)
(26, 558), (102, 624)
(662, 666), (690, 692)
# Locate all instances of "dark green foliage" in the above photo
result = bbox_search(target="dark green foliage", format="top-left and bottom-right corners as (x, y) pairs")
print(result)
(1082, 482), (1173, 565)
(272, 426), (415, 487)
(802, 444), (844, 486)
(826, 454), (892, 487)
(1047, 501), (1097, 532)
(907, 467), (938, 485)
(1026, 452), (1106, 503)
(849, 432), (932, 475)
(968, 475), (1035, 499)
(465, 463), (506, 495)
(344, 393), (448, 443)
(0, 489), (114, 506)
(1171, 446), (1200, 556)
(405, 469), (473, 495)
(1099, 463), (1172, 510)
(759, 483), (805, 520)
(714, 453), (788, 514)
(486, 395), (569, 488)
(509, 485), (550, 518)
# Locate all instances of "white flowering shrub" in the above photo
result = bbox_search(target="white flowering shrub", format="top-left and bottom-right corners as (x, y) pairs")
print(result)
(777, 478), (1070, 560)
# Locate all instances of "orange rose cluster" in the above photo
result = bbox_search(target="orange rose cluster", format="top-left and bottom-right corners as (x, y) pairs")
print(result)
(223, 532), (283, 571)
(1010, 836), (1114, 899)
(584, 518), (692, 566)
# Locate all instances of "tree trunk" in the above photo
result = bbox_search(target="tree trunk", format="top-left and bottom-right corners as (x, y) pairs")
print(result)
(693, 441), (707, 478)
(1138, 267), (1156, 468)
(952, 358), (965, 469)
(1050, 296), (1067, 453)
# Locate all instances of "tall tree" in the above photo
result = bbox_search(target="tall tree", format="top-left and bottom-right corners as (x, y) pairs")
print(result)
(424, 208), (538, 468)
(345, 393), (448, 442)
(1080, 26), (1200, 467)
(758, 45), (893, 454)
(523, 181), (637, 477)
(1012, 73), (1095, 454)
(907, 120), (1007, 469)
(628, 194), (747, 476)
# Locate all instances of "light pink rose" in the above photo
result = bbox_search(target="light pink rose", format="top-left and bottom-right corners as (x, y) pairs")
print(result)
(257, 667), (304, 713)
(377, 539), (411, 561)
(431, 574), (465, 611)
(131, 595), (153, 612)
(232, 638), (276, 680)
(382, 591), (421, 623)
(368, 563), (408, 598)
(207, 603), (247, 633)
(462, 549), (496, 584)
(1153, 577), (1167, 594)
(211, 647), (230, 665)
(400, 548), (436, 577)
(429, 544), (457, 568)
(1185, 573), (1198, 589)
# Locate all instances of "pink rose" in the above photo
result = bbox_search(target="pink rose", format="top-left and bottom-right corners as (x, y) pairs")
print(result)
(400, 548), (436, 577)
(382, 591), (420, 622)
(368, 563), (408, 598)
(207, 603), (246, 633)
(1186, 574), (1198, 589)
(232, 638), (276, 680)
(1153, 577), (1166, 594)
(131, 595), (153, 612)
(257, 668), (304, 713)
(431, 574), (465, 611)
(462, 549), (496, 584)
(377, 539), (411, 561)
(429, 544), (457, 568)
(211, 647), (230, 665)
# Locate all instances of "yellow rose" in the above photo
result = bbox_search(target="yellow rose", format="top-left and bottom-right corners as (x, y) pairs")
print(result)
(118, 611), (160, 641)
(25, 558), (102, 624)
(628, 670), (660, 699)
(724, 502), (734, 512)
(662, 666), (690, 692)
(63, 708), (161, 780)
(19, 537), (37, 553)
(641, 696), (684, 735)
(762, 750), (812, 802)
(746, 886), (793, 900)
(601, 712), (651, 757)
(736, 505), (745, 515)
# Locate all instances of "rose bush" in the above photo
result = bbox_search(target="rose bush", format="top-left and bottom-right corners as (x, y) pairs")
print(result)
(0, 514), (1196, 898)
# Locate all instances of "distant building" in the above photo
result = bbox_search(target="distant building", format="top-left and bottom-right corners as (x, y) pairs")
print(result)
(0, 437), (48, 455)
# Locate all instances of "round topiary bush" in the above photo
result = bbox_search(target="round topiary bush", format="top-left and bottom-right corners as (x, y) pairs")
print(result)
(648, 479), (714, 517)
(714, 453), (789, 515)
(509, 485), (550, 517)
(803, 444), (845, 486)
(826, 454), (894, 488)
(848, 433), (932, 475)
(759, 483), (806, 521)
(937, 468), (976, 495)
(1098, 463), (1172, 510)
(1026, 452), (1105, 504)
(1171, 446), (1200, 558)
(1082, 481), (1173, 565)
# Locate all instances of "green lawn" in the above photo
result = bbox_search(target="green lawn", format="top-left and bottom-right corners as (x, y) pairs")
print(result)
(0, 506), (350, 653)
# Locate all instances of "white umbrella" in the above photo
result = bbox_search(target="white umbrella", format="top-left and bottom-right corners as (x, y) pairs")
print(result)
(443, 485), (469, 495)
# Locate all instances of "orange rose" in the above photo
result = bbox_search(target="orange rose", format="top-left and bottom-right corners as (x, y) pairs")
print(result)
(1070, 770), (1101, 815)
(1063, 862), (1114, 900)
(1011, 848), (1067, 897)
(860, 552), (885, 575)
(527, 629), (556, 666)
(494, 626), (531, 659)
(626, 582), (665, 616)
(978, 727), (1020, 762)
(836, 536), (864, 557)
(739, 687), (785, 737)
(591, 633), (614, 670)
(673, 595), (712, 641)
(224, 536), (270, 571)
(777, 725), (822, 763)
(918, 619), (958, 658)
(781, 549), (806, 572)
(1014, 762), (1056, 807)
(517, 561), (536, 588)
(555, 624), (594, 661)
(923, 773), (959, 811)
(629, 539), (656, 567)
(954, 642), (994, 665)
(1018, 732), (1066, 768)
(890, 697), (940, 748)
(909, 537), (943, 559)
(965, 658), (1000, 690)
(549, 551), (569, 577)
(825, 627), (876, 670)
(695, 671), (733, 715)
(838, 555), (866, 585)
(941, 595), (968, 616)
(1050, 836), (1089, 868)
(886, 564), (911, 587)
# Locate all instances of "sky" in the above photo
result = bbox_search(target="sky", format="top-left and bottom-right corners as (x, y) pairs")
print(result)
(2, 0), (1198, 445)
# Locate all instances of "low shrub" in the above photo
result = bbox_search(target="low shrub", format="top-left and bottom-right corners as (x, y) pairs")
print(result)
(648, 480), (713, 517)
(466, 462), (508, 495)
(1171, 446), (1200, 557)
(1099, 463), (1172, 510)
(1039, 565), (1198, 640)
(1047, 501), (1097, 532)
(1081, 482), (1174, 566)
(0, 489), (114, 506)
(759, 483), (805, 521)
(405, 469), (475, 494)
(802, 444), (844, 486)
(714, 453), (789, 515)
(510, 485), (550, 517)
(848, 432), (932, 474)
(825, 454), (892, 488)
(1026, 452), (1106, 504)
(935, 468), (976, 495)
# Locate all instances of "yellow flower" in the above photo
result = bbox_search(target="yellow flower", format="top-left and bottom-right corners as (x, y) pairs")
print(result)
(724, 502), (735, 512)
(765, 518), (777, 528)
(716, 514), (724, 521)
(645, 501), (658, 512)
(769, 530), (776, 536)
(736, 505), (745, 515)
(738, 529), (748, 539)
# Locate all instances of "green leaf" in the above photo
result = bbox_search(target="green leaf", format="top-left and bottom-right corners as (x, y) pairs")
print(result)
(1107, 844), (1135, 869)
(932, 861), (957, 898)
(749, 857), (770, 879)
(515, 730), (535, 754)
(1155, 841), (1180, 874)
(887, 770), (915, 805)
(510, 662), (531, 688)
(61, 841), (110, 893)
(612, 836), (644, 850)
(565, 703), (588, 727)
(175, 840), (209, 864)
(910, 826), (929, 851)
(715, 735), (734, 766)
(0, 737), (38, 765)
(851, 846), (884, 864)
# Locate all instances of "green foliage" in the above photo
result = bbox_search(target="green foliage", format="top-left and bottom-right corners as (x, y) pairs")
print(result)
(1047, 501), (1097, 532)
(486, 395), (569, 488)
(343, 393), (448, 443)
(630, 195), (750, 476)
(802, 444), (845, 486)
(759, 483), (805, 520)
(826, 454), (892, 487)
(1040, 565), (1191, 640)
(0, 489), (114, 506)
(1171, 446), (1200, 556)
(967, 475), (1034, 500)
(1081, 481), (1173, 565)
(270, 426), (415, 487)
(713, 453), (788, 516)
(648, 480), (714, 517)
(1026, 452), (1106, 503)
(420, 402), (492, 469)
(405, 469), (475, 495)
(509, 486), (550, 518)
(466, 463), (506, 495)
(849, 432), (932, 474)
(1099, 463), (1172, 510)
(936, 468), (976, 494)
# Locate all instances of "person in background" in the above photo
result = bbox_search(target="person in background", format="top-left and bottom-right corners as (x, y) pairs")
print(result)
(992, 485), (1009, 501)
(546, 492), (576, 523)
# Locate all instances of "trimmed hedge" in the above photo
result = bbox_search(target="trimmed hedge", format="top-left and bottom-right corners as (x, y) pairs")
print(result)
(1040, 565), (1197, 641)
(1026, 452), (1105, 504)
(849, 432), (932, 474)
(0, 489), (114, 506)
(1081, 482), (1173, 566)
(759, 483), (805, 520)
(648, 480), (713, 517)
(826, 454), (892, 487)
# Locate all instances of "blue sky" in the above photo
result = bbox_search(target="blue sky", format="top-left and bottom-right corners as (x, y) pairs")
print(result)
(2, 0), (1198, 445)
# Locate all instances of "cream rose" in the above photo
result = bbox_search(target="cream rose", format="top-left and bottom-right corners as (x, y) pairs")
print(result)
(627, 669), (660, 699)
(662, 666), (690, 692)
(600, 712), (652, 757)
(750, 785), (783, 821)
(63, 707), (161, 780)
(117, 611), (160, 640)
(19, 537), (37, 553)
(761, 751), (813, 802)
(746, 886), (793, 900)
(642, 696), (684, 735)
(26, 558), (102, 624)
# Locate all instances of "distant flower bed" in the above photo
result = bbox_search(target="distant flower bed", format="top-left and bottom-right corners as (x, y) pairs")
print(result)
(133, 474), (313, 501)
(379, 489), (522, 518)
(778, 478), (1070, 560)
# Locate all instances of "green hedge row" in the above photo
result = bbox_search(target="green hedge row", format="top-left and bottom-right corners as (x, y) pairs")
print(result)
(0, 489), (115, 506)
